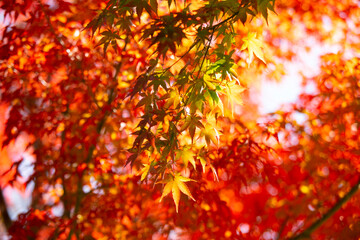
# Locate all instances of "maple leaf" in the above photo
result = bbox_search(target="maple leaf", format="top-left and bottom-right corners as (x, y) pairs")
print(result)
(203, 74), (217, 90)
(240, 32), (266, 64)
(159, 174), (196, 212)
(181, 115), (204, 141)
(159, 181), (173, 202)
(171, 181), (181, 212)
(175, 147), (196, 169)
(199, 156), (207, 173)
(225, 81), (246, 116)
(163, 88), (181, 109)
(257, 0), (276, 22)
(198, 155), (219, 181)
(205, 89), (224, 116)
(139, 164), (150, 181)
(199, 114), (220, 146)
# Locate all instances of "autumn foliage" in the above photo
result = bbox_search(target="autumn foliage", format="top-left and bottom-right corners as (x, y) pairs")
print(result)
(1, 0), (360, 239)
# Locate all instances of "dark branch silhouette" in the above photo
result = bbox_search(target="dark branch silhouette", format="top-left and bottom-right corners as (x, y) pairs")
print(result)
(290, 178), (360, 239)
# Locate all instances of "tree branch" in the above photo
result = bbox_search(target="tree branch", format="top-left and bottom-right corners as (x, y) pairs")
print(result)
(66, 52), (124, 240)
(160, 10), (240, 77)
(37, 0), (66, 48)
(290, 178), (360, 239)
(276, 216), (289, 240)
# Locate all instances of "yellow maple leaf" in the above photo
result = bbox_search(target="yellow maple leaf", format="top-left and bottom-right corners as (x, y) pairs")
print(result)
(225, 81), (246, 116)
(139, 164), (150, 181)
(200, 114), (220, 146)
(175, 147), (196, 169)
(197, 156), (219, 181)
(164, 88), (181, 109)
(203, 74), (217, 90)
(240, 32), (266, 64)
(172, 181), (181, 212)
(199, 156), (207, 173)
(158, 174), (196, 212)
(159, 181), (173, 202)
(175, 176), (195, 201)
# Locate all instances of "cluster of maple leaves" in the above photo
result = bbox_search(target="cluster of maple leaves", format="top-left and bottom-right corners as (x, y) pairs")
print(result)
(0, 0), (360, 239)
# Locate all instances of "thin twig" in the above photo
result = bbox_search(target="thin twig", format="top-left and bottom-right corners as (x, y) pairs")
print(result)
(195, 29), (214, 81)
(37, 0), (66, 48)
(160, 38), (200, 76)
(159, 10), (240, 77)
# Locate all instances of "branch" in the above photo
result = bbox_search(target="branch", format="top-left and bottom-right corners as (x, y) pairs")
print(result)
(66, 51), (124, 240)
(160, 10), (240, 76)
(37, 0), (66, 48)
(211, 11), (239, 30)
(276, 216), (289, 240)
(196, 29), (214, 81)
(161, 38), (200, 75)
(60, 105), (71, 219)
(290, 178), (360, 239)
